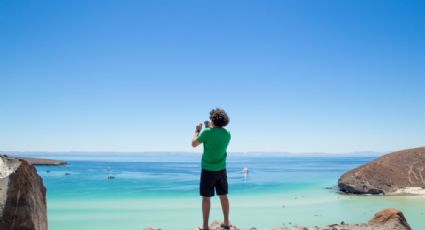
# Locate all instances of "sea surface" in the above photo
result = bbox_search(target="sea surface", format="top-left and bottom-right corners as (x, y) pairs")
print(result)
(10, 152), (425, 230)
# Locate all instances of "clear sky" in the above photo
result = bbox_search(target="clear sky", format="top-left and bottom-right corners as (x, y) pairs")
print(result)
(1, 0), (424, 153)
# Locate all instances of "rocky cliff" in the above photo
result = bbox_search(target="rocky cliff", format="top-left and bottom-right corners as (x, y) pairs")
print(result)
(0, 155), (47, 230)
(338, 147), (425, 195)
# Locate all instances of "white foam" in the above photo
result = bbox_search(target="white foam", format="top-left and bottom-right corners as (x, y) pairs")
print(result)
(392, 187), (425, 195)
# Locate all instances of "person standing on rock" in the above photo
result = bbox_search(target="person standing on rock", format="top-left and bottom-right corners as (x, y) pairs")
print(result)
(192, 108), (232, 230)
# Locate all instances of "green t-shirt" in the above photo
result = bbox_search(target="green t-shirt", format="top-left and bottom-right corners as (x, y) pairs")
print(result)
(197, 127), (231, 171)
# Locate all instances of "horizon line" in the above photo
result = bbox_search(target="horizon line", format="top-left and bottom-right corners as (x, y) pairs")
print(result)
(1, 149), (389, 155)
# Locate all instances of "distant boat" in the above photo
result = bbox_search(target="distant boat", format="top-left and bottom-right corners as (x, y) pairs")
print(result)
(242, 167), (249, 178)
(107, 175), (115, 180)
(107, 167), (115, 180)
(65, 167), (71, 176)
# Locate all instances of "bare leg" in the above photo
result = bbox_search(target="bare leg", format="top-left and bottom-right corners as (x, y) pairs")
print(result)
(219, 195), (230, 226)
(202, 196), (211, 228)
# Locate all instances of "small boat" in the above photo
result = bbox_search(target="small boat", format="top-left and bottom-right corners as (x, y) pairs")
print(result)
(65, 167), (71, 175)
(106, 167), (115, 180)
(242, 167), (249, 177)
(107, 175), (115, 180)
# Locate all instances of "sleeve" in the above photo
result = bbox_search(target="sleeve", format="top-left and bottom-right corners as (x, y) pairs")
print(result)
(197, 129), (210, 143)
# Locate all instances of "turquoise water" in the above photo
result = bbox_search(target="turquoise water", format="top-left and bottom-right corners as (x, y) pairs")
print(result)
(14, 153), (425, 229)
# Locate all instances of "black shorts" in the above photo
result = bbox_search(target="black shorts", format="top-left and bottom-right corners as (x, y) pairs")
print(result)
(199, 169), (228, 197)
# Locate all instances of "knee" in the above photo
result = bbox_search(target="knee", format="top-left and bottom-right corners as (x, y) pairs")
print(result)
(202, 196), (211, 201)
(219, 195), (228, 201)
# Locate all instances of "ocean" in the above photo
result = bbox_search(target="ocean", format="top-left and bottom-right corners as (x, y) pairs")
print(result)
(11, 152), (425, 229)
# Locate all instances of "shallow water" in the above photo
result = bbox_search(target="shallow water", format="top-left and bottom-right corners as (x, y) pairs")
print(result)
(14, 153), (425, 229)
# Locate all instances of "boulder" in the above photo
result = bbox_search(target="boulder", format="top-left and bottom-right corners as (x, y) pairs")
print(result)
(0, 155), (47, 230)
(338, 147), (425, 195)
(368, 208), (411, 229)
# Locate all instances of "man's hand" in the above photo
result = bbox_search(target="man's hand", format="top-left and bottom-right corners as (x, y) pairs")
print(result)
(192, 123), (202, 148)
(196, 123), (202, 132)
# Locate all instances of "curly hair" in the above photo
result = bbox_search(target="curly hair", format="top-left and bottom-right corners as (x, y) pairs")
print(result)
(209, 108), (229, 128)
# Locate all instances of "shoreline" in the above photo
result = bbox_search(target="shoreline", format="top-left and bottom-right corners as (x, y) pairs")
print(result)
(390, 187), (425, 196)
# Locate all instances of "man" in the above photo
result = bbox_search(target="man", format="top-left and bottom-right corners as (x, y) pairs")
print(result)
(192, 108), (231, 230)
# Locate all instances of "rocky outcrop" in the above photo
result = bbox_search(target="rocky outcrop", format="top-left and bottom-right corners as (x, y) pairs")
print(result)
(190, 221), (239, 230)
(263, 208), (411, 229)
(17, 157), (67, 166)
(368, 208), (410, 229)
(338, 147), (425, 195)
(145, 209), (410, 230)
(0, 155), (47, 230)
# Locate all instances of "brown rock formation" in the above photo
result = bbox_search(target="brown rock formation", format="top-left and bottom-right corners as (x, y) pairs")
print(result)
(0, 156), (47, 230)
(338, 147), (425, 195)
(367, 208), (411, 229)
(17, 157), (67, 166)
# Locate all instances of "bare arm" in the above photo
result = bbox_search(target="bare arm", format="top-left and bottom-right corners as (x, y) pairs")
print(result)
(192, 123), (202, 148)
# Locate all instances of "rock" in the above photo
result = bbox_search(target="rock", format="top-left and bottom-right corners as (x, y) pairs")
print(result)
(338, 147), (425, 195)
(0, 156), (47, 230)
(368, 208), (411, 229)
(173, 209), (411, 230)
(298, 209), (411, 230)
(190, 220), (240, 230)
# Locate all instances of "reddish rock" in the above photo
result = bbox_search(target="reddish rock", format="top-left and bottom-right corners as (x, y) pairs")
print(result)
(338, 147), (425, 195)
(368, 208), (411, 229)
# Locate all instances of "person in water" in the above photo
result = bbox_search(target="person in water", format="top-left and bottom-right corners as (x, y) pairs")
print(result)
(192, 108), (231, 230)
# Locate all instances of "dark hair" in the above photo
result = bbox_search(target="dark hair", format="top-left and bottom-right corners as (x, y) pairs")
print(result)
(209, 108), (229, 128)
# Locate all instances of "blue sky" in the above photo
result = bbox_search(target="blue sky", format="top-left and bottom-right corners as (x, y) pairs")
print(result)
(1, 0), (424, 153)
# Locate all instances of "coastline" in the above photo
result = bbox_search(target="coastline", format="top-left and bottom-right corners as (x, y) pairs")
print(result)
(8, 153), (424, 229)
(390, 187), (425, 196)
(14, 156), (67, 166)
